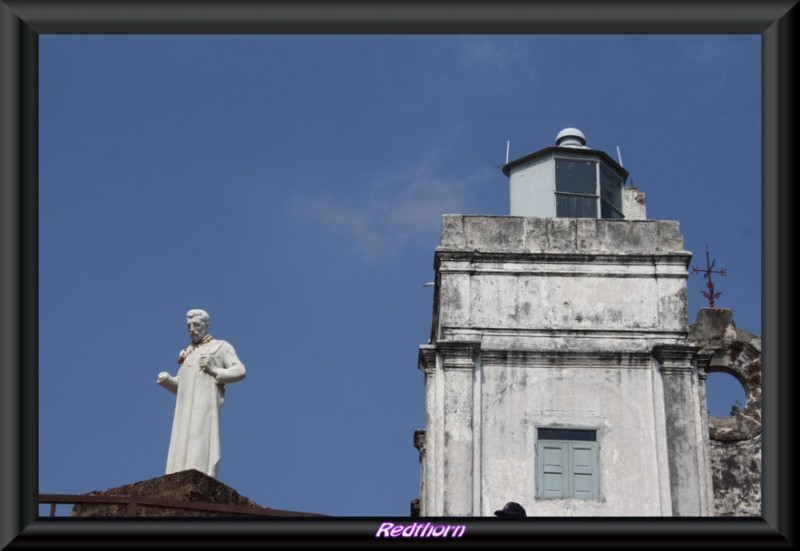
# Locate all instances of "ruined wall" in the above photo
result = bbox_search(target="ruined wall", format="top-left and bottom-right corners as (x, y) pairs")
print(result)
(710, 436), (761, 516)
(689, 308), (762, 516)
(70, 469), (325, 517)
(72, 469), (267, 517)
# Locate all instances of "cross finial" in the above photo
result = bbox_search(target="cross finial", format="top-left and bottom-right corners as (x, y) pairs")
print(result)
(691, 244), (727, 307)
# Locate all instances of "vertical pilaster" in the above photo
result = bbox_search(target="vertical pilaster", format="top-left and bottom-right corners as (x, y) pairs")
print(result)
(654, 344), (709, 516)
(695, 352), (716, 513)
(418, 345), (437, 516)
(438, 340), (480, 516)
(472, 353), (482, 516)
(413, 429), (426, 516)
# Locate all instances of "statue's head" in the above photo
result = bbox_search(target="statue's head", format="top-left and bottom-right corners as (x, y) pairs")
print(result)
(186, 309), (210, 344)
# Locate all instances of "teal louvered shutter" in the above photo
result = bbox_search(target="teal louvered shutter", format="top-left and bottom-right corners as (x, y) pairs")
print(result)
(537, 441), (567, 498)
(536, 429), (599, 499)
(568, 442), (598, 499)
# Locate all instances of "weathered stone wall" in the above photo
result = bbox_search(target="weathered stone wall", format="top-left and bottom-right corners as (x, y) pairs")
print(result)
(623, 187), (647, 220)
(688, 308), (762, 516)
(438, 215), (685, 255)
(419, 215), (712, 517)
(710, 436), (761, 516)
(435, 216), (692, 345)
(478, 361), (669, 516)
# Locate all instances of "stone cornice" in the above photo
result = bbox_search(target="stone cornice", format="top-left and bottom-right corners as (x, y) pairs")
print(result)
(418, 345), (437, 374)
(436, 250), (692, 266)
(438, 216), (687, 257)
(437, 340), (481, 370)
(695, 351), (714, 380)
(442, 326), (687, 341)
(653, 344), (699, 371)
(481, 349), (653, 369)
(436, 255), (690, 279)
(413, 429), (426, 456)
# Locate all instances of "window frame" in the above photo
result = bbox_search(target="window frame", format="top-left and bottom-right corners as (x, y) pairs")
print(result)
(535, 427), (600, 500)
(554, 155), (625, 219)
(599, 161), (625, 219)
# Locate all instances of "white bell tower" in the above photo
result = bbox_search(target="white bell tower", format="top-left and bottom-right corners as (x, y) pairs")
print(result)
(414, 129), (712, 517)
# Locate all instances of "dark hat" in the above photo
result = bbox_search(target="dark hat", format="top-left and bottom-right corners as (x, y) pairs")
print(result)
(494, 501), (527, 517)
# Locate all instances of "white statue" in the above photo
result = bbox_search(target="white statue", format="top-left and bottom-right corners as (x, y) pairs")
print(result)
(157, 309), (246, 478)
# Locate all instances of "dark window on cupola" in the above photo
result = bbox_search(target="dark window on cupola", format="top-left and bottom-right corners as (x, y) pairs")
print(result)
(555, 159), (598, 218)
(555, 158), (625, 219)
(600, 163), (624, 219)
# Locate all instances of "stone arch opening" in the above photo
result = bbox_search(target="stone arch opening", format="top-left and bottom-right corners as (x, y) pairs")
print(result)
(706, 371), (747, 418)
(706, 341), (761, 442)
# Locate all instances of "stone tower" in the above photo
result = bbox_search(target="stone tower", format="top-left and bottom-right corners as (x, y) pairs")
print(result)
(414, 129), (713, 516)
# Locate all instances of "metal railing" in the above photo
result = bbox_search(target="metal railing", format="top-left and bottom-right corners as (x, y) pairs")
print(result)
(39, 494), (326, 518)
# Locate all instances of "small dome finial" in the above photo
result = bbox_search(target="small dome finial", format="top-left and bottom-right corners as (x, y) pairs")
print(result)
(556, 128), (586, 148)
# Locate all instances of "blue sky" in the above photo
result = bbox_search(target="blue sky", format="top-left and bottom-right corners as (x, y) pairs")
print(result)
(38, 35), (760, 517)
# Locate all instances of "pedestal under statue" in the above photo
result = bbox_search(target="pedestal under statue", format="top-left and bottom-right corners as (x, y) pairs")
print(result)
(157, 309), (246, 478)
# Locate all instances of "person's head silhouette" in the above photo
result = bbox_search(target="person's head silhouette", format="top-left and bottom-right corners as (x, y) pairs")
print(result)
(494, 501), (527, 518)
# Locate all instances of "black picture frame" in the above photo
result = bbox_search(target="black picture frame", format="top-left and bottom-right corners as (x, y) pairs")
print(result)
(1, 1), (795, 547)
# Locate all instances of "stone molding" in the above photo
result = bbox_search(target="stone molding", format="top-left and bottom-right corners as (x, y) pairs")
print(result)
(437, 252), (689, 263)
(437, 340), (481, 370)
(481, 349), (653, 369)
(414, 429), (426, 459)
(442, 326), (687, 341)
(436, 253), (692, 281)
(418, 345), (437, 375)
(695, 352), (713, 381)
(653, 344), (699, 372)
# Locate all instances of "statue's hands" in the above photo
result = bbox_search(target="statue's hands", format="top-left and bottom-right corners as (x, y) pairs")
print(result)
(157, 371), (178, 393)
(198, 354), (217, 377)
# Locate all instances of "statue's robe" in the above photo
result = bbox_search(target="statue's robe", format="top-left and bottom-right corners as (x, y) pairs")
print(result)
(159, 339), (245, 478)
